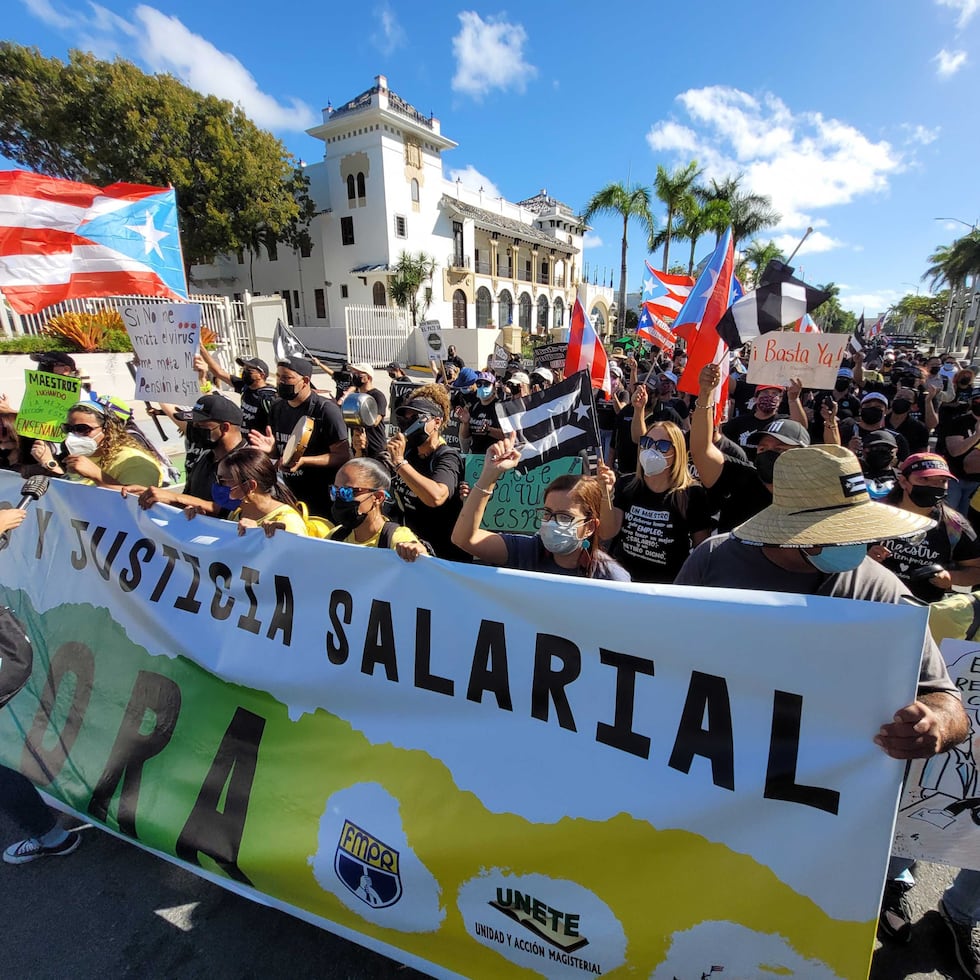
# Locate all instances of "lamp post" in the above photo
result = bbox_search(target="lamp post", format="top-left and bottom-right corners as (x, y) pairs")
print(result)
(935, 217), (979, 231)
(933, 220), (978, 349)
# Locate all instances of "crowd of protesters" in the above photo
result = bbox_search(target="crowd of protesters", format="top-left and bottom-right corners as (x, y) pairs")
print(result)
(4, 338), (980, 971)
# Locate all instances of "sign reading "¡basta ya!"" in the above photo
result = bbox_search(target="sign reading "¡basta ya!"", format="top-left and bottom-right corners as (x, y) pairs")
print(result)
(0, 470), (927, 980)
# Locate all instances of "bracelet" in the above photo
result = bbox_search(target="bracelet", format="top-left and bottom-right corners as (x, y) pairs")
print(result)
(473, 484), (495, 496)
(698, 403), (715, 411)
(394, 459), (407, 470)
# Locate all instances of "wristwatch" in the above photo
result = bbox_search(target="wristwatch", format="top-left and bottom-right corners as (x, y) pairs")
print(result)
(44, 459), (59, 471)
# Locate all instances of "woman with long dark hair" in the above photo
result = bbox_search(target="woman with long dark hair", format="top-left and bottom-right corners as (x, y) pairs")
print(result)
(451, 434), (629, 580)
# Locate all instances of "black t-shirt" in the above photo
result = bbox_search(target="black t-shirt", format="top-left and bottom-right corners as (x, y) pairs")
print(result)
(612, 401), (685, 475)
(467, 398), (499, 455)
(807, 392), (860, 443)
(706, 459), (772, 534)
(939, 409), (980, 479)
(184, 439), (247, 513)
(231, 376), (277, 432)
(611, 477), (714, 583)
(888, 413), (930, 454)
(838, 420), (911, 463)
(269, 392), (348, 517)
(356, 386), (389, 459)
(722, 413), (786, 449)
(390, 443), (466, 560)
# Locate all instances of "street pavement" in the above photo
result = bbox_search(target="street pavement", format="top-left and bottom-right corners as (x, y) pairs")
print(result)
(0, 806), (972, 979)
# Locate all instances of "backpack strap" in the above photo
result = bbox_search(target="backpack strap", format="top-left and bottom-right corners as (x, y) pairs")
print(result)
(966, 594), (980, 641)
(378, 521), (401, 550)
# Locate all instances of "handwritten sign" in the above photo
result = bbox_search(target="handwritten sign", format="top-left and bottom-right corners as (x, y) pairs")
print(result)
(15, 370), (81, 440)
(746, 332), (848, 390)
(533, 342), (567, 372)
(121, 302), (202, 401)
(463, 454), (583, 533)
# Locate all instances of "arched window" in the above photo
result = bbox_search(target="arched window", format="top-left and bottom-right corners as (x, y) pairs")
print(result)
(498, 289), (513, 327)
(536, 295), (549, 333)
(356, 172), (366, 201)
(519, 293), (532, 331)
(346, 175), (355, 203)
(476, 286), (492, 327)
(453, 289), (467, 329)
(410, 178), (420, 203)
(553, 297), (564, 328)
(373, 281), (386, 307)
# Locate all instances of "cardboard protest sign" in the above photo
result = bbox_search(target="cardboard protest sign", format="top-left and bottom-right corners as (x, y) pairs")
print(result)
(463, 454), (582, 533)
(491, 343), (509, 371)
(532, 343), (567, 373)
(15, 369), (80, 439)
(746, 332), (848, 390)
(121, 301), (202, 401)
(0, 469), (926, 980)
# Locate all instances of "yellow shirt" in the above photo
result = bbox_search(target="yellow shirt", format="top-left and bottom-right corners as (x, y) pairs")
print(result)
(341, 523), (419, 548)
(229, 503), (309, 536)
(71, 445), (165, 487)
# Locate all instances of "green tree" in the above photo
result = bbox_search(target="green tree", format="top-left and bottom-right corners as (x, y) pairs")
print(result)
(699, 175), (780, 250)
(582, 182), (654, 329)
(811, 282), (855, 334)
(649, 161), (700, 272)
(740, 240), (786, 287)
(674, 197), (730, 276)
(389, 251), (437, 326)
(894, 291), (949, 340)
(924, 231), (980, 291)
(0, 43), (313, 275)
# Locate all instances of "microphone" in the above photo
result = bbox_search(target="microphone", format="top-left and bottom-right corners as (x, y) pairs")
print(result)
(0, 475), (50, 552)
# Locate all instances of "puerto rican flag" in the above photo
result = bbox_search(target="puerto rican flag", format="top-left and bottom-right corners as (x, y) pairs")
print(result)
(867, 313), (886, 339)
(637, 304), (677, 355)
(793, 312), (821, 333)
(0, 170), (187, 315)
(567, 295), (611, 395)
(642, 261), (694, 324)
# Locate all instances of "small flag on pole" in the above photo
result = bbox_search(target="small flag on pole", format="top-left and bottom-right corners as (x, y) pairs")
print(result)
(495, 370), (598, 473)
(641, 261), (694, 323)
(637, 305), (677, 355)
(273, 319), (314, 363)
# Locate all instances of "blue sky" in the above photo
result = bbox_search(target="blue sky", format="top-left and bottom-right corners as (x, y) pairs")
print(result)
(6, 0), (980, 313)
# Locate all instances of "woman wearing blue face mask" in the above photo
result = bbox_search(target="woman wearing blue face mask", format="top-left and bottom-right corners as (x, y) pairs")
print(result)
(597, 422), (714, 583)
(451, 433), (630, 581)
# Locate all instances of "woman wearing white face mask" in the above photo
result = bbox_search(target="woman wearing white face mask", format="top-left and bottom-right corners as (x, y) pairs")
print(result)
(40, 402), (164, 489)
(451, 433), (629, 580)
(598, 421), (714, 583)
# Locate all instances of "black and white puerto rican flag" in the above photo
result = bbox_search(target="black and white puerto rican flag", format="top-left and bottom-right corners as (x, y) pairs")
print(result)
(495, 370), (598, 473)
(716, 271), (831, 350)
(273, 319), (312, 363)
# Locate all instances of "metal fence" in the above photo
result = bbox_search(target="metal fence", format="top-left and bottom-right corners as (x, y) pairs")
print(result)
(344, 304), (411, 367)
(1, 292), (254, 368)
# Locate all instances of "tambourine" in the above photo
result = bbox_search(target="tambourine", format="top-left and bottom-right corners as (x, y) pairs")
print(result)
(282, 416), (314, 468)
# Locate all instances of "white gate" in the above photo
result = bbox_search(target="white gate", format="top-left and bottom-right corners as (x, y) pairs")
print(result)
(344, 304), (411, 367)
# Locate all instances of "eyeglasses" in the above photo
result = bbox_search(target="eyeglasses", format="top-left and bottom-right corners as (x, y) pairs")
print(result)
(639, 437), (673, 453)
(536, 508), (586, 528)
(62, 423), (100, 436)
(329, 485), (376, 502)
(215, 476), (242, 488)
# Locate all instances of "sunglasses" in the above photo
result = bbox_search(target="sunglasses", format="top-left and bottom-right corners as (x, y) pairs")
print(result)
(62, 423), (100, 436)
(639, 438), (673, 453)
(329, 485), (376, 502)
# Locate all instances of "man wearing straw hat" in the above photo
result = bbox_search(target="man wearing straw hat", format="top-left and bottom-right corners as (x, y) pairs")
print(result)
(676, 443), (969, 944)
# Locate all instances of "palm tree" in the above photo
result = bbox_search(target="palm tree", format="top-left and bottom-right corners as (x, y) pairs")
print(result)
(699, 175), (780, 251)
(582, 182), (654, 329)
(674, 197), (730, 276)
(740, 240), (786, 287)
(924, 231), (980, 291)
(649, 161), (700, 272)
(389, 250), (437, 325)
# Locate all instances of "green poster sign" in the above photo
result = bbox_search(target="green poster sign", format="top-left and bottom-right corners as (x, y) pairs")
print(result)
(463, 454), (583, 534)
(15, 369), (81, 440)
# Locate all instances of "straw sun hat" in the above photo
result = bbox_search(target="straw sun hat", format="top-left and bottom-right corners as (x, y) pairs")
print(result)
(733, 445), (935, 548)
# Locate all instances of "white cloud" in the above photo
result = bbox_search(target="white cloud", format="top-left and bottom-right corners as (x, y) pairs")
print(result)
(451, 11), (536, 99)
(371, 2), (405, 55)
(583, 233), (603, 249)
(771, 231), (842, 255)
(646, 86), (903, 249)
(839, 290), (901, 315)
(936, 0), (979, 28)
(447, 165), (502, 199)
(901, 123), (941, 145)
(935, 48), (968, 77)
(20, 1), (316, 132)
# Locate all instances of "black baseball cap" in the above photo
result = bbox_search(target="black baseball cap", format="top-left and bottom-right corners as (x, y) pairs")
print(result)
(277, 356), (313, 378)
(236, 356), (270, 376)
(31, 351), (77, 371)
(174, 393), (243, 426)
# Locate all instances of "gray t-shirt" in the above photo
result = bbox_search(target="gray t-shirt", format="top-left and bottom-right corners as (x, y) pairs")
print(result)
(675, 533), (958, 698)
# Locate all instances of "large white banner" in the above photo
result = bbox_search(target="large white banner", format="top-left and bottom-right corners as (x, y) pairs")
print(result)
(0, 471), (928, 979)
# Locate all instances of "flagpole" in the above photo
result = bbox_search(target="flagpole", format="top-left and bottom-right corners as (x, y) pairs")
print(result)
(784, 227), (814, 266)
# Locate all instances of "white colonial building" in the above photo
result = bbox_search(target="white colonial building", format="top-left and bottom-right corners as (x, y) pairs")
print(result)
(191, 75), (614, 343)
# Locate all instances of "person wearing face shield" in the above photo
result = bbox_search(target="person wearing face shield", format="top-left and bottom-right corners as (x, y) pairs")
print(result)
(451, 433), (629, 581)
(597, 422), (713, 583)
(386, 386), (466, 560)
(869, 453), (980, 603)
(839, 392), (911, 463)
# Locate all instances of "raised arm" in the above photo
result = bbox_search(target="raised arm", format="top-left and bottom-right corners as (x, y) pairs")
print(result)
(689, 364), (725, 488)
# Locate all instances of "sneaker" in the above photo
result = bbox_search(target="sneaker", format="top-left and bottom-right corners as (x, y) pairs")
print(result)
(2, 830), (81, 865)
(878, 879), (913, 943)
(940, 899), (980, 977)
